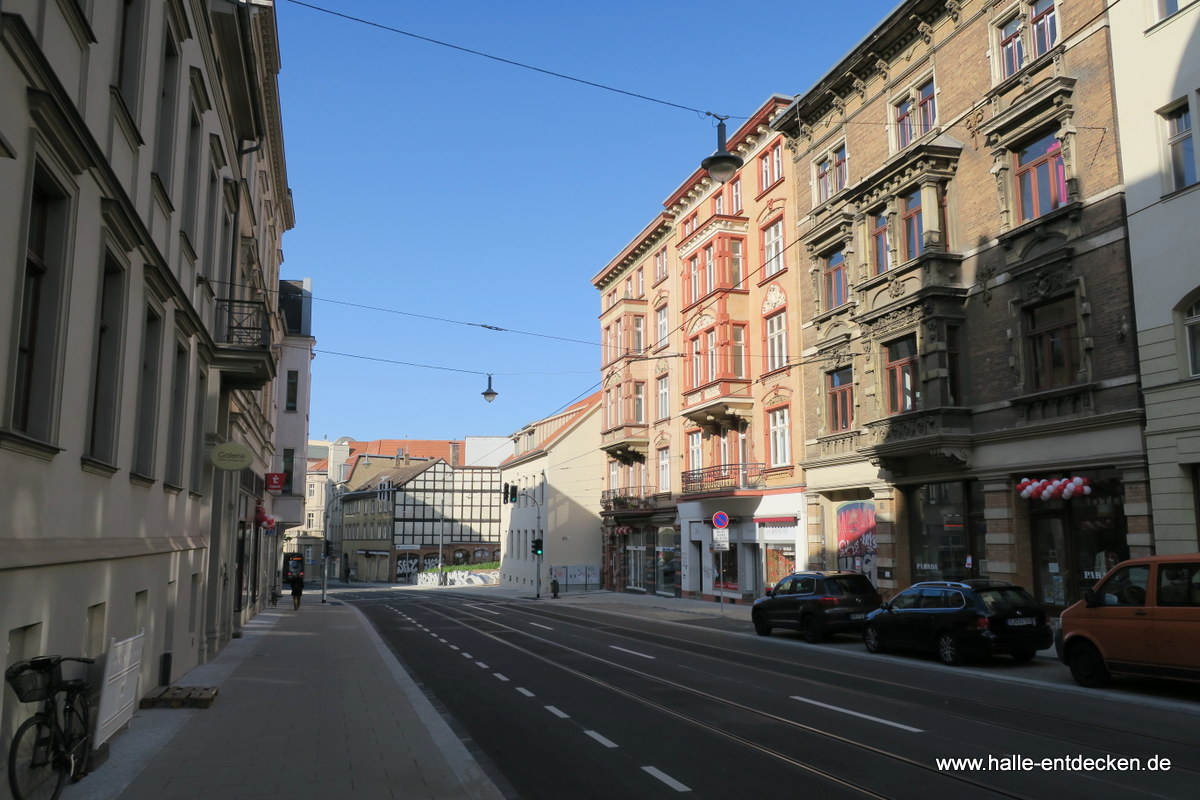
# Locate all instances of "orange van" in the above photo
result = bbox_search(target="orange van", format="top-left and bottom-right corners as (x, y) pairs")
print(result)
(1056, 554), (1200, 687)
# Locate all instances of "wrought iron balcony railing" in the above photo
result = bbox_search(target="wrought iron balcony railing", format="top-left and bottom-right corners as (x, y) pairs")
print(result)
(600, 486), (658, 512)
(216, 298), (269, 348)
(680, 463), (765, 495)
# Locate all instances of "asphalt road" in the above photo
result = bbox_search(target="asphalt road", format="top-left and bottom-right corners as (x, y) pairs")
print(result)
(341, 588), (1200, 799)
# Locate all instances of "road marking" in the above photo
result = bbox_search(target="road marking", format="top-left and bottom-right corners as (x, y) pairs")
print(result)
(642, 766), (690, 792)
(529, 622), (553, 630)
(461, 652), (473, 659)
(494, 673), (509, 682)
(475, 661), (489, 669)
(516, 687), (534, 697)
(545, 705), (569, 719)
(448, 645), (460, 651)
(610, 646), (655, 660)
(790, 695), (924, 733)
(465, 604), (500, 615)
(584, 730), (618, 748)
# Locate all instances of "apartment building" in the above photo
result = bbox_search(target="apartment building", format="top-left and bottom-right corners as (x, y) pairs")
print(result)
(770, 0), (1145, 612)
(498, 392), (603, 593)
(0, 0), (294, 718)
(594, 96), (807, 601)
(1110, 0), (1200, 554)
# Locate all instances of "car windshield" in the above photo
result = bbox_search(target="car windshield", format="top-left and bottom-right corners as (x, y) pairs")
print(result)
(826, 575), (876, 596)
(976, 587), (1039, 613)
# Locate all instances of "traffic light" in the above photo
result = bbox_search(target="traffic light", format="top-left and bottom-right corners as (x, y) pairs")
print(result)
(509, 484), (518, 504)
(502, 483), (509, 504)
(531, 538), (543, 557)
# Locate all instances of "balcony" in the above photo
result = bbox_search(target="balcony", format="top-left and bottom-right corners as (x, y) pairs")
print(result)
(601, 424), (650, 462)
(680, 463), (765, 495)
(214, 298), (275, 389)
(680, 380), (754, 432)
(858, 408), (972, 471)
(601, 486), (658, 512)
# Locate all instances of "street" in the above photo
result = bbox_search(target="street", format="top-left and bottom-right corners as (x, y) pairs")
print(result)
(338, 587), (1200, 799)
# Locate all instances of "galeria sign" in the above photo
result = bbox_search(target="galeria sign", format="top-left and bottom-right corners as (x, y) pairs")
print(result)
(210, 442), (254, 470)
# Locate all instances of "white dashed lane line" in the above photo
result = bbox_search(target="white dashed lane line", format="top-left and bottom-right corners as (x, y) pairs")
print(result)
(584, 730), (618, 748)
(529, 622), (553, 630)
(790, 695), (924, 733)
(516, 687), (535, 697)
(494, 673), (509, 682)
(609, 645), (655, 660)
(642, 766), (691, 792)
(545, 705), (569, 719)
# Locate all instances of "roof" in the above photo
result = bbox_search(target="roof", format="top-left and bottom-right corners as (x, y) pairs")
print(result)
(500, 391), (602, 467)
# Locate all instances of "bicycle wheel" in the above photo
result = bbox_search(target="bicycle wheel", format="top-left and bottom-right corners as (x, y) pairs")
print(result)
(7, 715), (65, 800)
(63, 693), (91, 779)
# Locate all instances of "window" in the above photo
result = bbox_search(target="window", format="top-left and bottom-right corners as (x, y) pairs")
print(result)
(633, 316), (645, 354)
(896, 97), (914, 149)
(1030, 0), (1057, 60)
(683, 213), (698, 236)
(133, 306), (163, 476)
(901, 190), (924, 260)
(823, 248), (848, 309)
(999, 16), (1024, 79)
(871, 211), (892, 275)
(657, 375), (670, 420)
(655, 306), (669, 348)
(817, 144), (848, 202)
(654, 248), (668, 282)
(1026, 295), (1080, 390)
(153, 33), (180, 185)
(731, 326), (747, 379)
(918, 81), (936, 136)
(828, 367), (854, 431)
(768, 407), (791, 468)
(117, 0), (148, 108)
(308, 482), (316, 498)
(729, 239), (744, 288)
(885, 336), (919, 414)
(1185, 301), (1200, 375)
(165, 341), (189, 486)
(658, 447), (671, 493)
(713, 193), (725, 215)
(763, 219), (785, 277)
(632, 383), (645, 423)
(688, 256), (700, 304)
(760, 142), (783, 191)
(283, 448), (295, 494)
(766, 313), (787, 372)
(286, 370), (299, 412)
(690, 337), (705, 387)
(88, 253), (126, 462)
(1016, 132), (1068, 222)
(706, 330), (717, 380)
(731, 179), (743, 213)
(1156, 1), (1194, 20)
(687, 431), (703, 471)
(1164, 102), (1196, 191)
(636, 268), (644, 297)
(12, 171), (69, 440)
(704, 245), (716, 294)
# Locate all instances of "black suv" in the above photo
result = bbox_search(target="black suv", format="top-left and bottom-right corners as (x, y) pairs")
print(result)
(862, 580), (1051, 666)
(752, 571), (882, 642)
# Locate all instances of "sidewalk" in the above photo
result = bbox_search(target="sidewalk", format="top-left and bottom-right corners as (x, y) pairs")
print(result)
(65, 594), (505, 800)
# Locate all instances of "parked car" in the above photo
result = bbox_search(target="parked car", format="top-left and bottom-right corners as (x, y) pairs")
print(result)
(1057, 554), (1200, 687)
(862, 580), (1051, 666)
(752, 571), (882, 642)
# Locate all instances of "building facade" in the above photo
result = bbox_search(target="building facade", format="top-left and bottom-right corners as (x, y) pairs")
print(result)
(594, 97), (809, 602)
(499, 392), (604, 593)
(771, 0), (1146, 612)
(0, 0), (295, 739)
(1111, 0), (1200, 554)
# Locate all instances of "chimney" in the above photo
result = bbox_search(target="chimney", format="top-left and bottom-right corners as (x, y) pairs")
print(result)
(449, 441), (460, 467)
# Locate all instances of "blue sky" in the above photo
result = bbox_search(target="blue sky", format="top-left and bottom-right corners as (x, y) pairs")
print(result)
(275, 0), (900, 442)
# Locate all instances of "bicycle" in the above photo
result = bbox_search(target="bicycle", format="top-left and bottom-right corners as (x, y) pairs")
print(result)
(5, 656), (94, 800)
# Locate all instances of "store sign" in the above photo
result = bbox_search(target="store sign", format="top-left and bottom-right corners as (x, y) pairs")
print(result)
(265, 472), (286, 491)
(210, 442), (253, 471)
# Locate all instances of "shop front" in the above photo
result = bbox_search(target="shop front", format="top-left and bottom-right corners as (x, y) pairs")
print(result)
(904, 481), (988, 584)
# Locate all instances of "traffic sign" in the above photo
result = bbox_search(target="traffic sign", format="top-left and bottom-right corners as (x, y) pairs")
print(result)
(712, 527), (729, 551)
(712, 511), (729, 529)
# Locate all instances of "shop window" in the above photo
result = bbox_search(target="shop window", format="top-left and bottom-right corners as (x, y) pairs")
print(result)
(907, 481), (987, 583)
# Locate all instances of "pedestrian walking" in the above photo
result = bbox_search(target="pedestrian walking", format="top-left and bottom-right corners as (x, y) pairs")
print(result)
(290, 574), (304, 609)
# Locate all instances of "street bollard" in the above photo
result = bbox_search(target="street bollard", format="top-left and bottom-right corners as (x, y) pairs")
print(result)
(551, 579), (560, 599)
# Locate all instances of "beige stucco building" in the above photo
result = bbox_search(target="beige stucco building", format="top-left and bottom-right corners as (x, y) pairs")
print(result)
(0, 0), (296, 739)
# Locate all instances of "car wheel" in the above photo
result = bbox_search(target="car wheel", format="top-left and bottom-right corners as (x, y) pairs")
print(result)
(937, 632), (964, 666)
(1066, 641), (1111, 688)
(1011, 648), (1038, 663)
(863, 624), (885, 653)
(802, 615), (824, 644)
(752, 611), (772, 636)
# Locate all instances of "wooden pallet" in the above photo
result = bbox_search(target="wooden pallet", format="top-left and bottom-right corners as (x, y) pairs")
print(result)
(139, 686), (219, 709)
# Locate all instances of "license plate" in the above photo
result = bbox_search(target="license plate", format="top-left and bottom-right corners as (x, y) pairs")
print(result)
(850, 613), (866, 620)
(1008, 617), (1035, 626)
